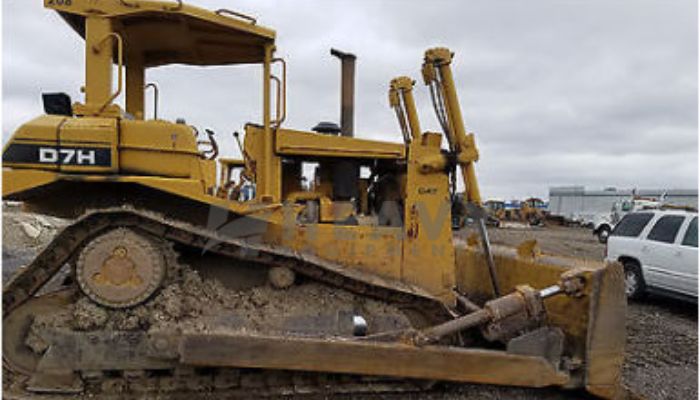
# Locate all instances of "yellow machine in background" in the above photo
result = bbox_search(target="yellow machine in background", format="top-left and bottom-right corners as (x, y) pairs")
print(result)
(504, 198), (548, 226)
(484, 199), (506, 226)
(485, 198), (547, 227)
(3, 1), (626, 398)
(519, 197), (548, 225)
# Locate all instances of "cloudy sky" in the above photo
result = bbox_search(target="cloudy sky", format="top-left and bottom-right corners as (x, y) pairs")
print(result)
(3, 0), (698, 199)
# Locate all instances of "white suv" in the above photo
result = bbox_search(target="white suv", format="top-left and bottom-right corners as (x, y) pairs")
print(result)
(606, 209), (698, 302)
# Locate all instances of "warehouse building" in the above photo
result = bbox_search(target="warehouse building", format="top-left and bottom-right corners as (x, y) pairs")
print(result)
(548, 186), (698, 224)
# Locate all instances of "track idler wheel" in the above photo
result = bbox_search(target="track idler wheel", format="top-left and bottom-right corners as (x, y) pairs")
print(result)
(76, 228), (166, 308)
(3, 290), (74, 375)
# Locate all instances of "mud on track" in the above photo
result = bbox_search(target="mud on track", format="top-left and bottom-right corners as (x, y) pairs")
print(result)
(2, 208), (696, 399)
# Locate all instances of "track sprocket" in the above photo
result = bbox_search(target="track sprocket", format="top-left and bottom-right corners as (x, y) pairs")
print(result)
(76, 228), (166, 308)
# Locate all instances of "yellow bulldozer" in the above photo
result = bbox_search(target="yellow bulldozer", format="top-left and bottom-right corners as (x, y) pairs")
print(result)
(487, 198), (547, 227)
(3, 1), (627, 398)
(505, 198), (548, 226)
(484, 199), (507, 227)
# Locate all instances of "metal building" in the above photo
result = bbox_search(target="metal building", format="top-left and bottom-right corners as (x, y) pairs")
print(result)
(548, 186), (698, 224)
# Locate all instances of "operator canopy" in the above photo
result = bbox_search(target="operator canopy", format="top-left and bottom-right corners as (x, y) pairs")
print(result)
(57, 1), (276, 67)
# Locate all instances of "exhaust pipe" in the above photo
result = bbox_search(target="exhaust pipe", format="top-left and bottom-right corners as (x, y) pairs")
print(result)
(330, 48), (356, 138)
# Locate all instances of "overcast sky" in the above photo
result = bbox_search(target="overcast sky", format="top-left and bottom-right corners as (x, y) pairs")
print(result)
(3, 0), (698, 200)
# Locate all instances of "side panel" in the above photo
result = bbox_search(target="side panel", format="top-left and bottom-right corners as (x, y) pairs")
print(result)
(270, 223), (404, 282)
(243, 124), (280, 202)
(402, 135), (455, 304)
(59, 116), (118, 173)
(2, 115), (64, 171)
(119, 120), (201, 178)
(2, 115), (118, 173)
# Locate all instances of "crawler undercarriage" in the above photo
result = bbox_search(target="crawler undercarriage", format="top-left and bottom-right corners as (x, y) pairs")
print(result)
(4, 208), (435, 396)
(3, 207), (626, 399)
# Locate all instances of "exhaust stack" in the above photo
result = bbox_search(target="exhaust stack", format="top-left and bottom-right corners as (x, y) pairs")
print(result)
(330, 48), (356, 138)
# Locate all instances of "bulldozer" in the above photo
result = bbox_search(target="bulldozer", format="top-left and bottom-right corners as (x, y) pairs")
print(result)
(513, 198), (548, 226)
(3, 1), (627, 398)
(484, 199), (507, 227)
(496, 198), (547, 227)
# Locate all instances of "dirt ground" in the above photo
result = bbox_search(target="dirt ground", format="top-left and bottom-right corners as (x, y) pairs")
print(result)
(2, 208), (697, 399)
(486, 223), (606, 261)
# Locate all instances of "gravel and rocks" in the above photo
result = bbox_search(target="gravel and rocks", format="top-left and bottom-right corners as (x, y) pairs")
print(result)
(2, 203), (68, 280)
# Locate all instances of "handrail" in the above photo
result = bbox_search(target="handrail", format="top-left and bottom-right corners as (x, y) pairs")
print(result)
(93, 33), (124, 113)
(145, 82), (159, 120)
(271, 76), (282, 128)
(271, 58), (287, 128)
(215, 9), (257, 25)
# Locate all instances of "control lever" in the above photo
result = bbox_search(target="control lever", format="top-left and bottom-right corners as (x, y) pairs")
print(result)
(233, 131), (248, 163)
(227, 131), (254, 200)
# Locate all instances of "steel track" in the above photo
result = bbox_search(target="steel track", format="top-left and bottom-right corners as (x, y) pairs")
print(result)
(3, 206), (449, 397)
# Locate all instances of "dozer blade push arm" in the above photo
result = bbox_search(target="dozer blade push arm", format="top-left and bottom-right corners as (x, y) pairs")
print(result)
(414, 279), (580, 346)
(422, 47), (481, 205)
(422, 47), (502, 295)
(389, 76), (422, 144)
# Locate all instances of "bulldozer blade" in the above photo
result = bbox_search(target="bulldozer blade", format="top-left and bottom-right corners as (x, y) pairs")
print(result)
(180, 333), (569, 388)
(455, 242), (628, 399)
(584, 257), (627, 399)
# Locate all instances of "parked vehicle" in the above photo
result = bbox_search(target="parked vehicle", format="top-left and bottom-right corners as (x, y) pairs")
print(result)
(593, 196), (661, 244)
(606, 210), (698, 302)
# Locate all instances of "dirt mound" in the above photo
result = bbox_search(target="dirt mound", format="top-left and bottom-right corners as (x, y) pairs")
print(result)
(2, 205), (68, 253)
(3, 204), (69, 283)
(31, 262), (411, 344)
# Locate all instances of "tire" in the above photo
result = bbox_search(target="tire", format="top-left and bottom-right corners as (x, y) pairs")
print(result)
(623, 261), (646, 300)
(596, 226), (611, 244)
(528, 215), (542, 226)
